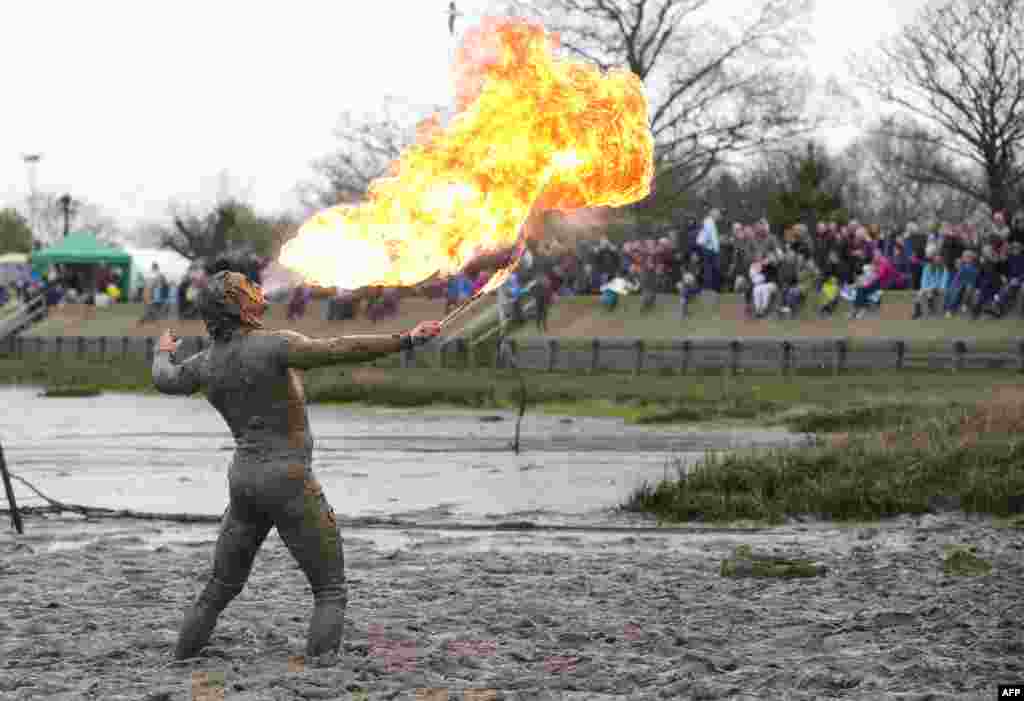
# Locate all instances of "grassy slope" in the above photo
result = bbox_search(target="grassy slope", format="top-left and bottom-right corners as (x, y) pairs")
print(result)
(510, 292), (1024, 350)
(22, 299), (478, 338)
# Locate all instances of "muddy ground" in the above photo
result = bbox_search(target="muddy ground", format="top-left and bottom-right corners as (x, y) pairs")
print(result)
(1, 512), (1021, 700)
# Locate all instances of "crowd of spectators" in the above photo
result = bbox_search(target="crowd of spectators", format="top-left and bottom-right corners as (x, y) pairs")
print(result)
(491, 207), (1024, 325)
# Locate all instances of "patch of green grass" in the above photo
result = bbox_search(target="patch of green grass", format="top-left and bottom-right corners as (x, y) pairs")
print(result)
(783, 402), (950, 434)
(623, 405), (1024, 523)
(719, 545), (826, 578)
(41, 385), (103, 397)
(942, 546), (993, 576)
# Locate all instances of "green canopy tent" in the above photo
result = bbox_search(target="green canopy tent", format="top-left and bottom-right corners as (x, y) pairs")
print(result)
(31, 231), (133, 296)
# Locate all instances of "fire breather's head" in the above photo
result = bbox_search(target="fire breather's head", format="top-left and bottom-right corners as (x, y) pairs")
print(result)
(199, 271), (267, 341)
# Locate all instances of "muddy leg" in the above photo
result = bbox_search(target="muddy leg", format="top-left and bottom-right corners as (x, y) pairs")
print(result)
(276, 482), (347, 661)
(175, 505), (271, 659)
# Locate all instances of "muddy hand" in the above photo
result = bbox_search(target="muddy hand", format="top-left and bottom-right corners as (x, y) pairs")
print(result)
(158, 329), (180, 354)
(404, 321), (441, 347)
(410, 320), (442, 340)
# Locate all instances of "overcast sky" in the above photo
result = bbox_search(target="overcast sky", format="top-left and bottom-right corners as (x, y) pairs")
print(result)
(0, 0), (929, 234)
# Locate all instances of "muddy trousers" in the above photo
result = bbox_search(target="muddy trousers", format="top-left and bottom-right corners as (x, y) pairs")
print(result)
(175, 493), (346, 660)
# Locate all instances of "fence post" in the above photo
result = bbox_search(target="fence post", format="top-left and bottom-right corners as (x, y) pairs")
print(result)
(893, 339), (906, 370)
(633, 339), (645, 376)
(545, 338), (559, 372)
(504, 338), (518, 369)
(729, 339), (742, 376)
(832, 338), (847, 376)
(780, 340), (793, 377)
(590, 338), (600, 374)
(439, 339), (449, 370)
(952, 339), (966, 372)
(676, 339), (691, 375)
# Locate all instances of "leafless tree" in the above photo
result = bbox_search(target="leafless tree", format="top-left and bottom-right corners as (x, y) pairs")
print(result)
(838, 117), (981, 230)
(30, 193), (121, 244)
(856, 0), (1024, 213)
(300, 97), (445, 211)
(509, 0), (819, 194)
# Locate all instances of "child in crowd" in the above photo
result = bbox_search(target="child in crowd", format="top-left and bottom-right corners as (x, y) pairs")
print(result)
(912, 249), (949, 319)
(677, 252), (703, 319)
(971, 246), (1003, 319)
(943, 250), (979, 318)
(849, 262), (881, 320)
(671, 249), (704, 319)
(817, 249), (849, 317)
(992, 241), (1024, 316)
(751, 256), (779, 318)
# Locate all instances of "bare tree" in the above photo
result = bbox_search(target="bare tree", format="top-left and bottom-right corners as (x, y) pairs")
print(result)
(838, 117), (981, 230)
(856, 0), (1024, 213)
(29, 193), (121, 244)
(301, 97), (445, 210)
(510, 0), (818, 194)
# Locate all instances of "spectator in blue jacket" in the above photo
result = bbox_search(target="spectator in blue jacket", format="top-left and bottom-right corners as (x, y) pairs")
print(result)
(697, 208), (722, 306)
(943, 250), (979, 317)
(912, 250), (949, 319)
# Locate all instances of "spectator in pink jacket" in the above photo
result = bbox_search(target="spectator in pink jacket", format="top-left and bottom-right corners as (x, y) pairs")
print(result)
(872, 249), (906, 290)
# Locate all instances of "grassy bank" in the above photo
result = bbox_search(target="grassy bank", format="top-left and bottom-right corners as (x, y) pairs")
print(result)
(3, 352), (1023, 422)
(624, 389), (1024, 524)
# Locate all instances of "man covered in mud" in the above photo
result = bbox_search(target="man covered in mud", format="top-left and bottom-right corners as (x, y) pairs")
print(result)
(152, 270), (441, 663)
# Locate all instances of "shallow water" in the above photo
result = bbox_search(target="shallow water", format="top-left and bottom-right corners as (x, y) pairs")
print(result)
(1, 385), (800, 534)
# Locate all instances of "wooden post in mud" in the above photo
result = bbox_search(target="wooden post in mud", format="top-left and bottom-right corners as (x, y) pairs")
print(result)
(0, 440), (23, 534)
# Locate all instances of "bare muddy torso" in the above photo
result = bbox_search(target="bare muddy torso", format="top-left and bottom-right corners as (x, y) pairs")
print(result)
(199, 331), (318, 507)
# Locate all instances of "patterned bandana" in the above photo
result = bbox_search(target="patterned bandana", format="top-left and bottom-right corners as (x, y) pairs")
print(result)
(223, 272), (266, 330)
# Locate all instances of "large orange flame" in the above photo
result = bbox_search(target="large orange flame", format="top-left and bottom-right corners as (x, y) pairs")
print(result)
(279, 16), (654, 293)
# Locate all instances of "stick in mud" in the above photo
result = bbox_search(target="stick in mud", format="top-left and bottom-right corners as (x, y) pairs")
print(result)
(513, 370), (527, 455)
(0, 439), (23, 534)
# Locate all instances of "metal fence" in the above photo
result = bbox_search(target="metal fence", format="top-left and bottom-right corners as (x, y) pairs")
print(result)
(2, 333), (1023, 374)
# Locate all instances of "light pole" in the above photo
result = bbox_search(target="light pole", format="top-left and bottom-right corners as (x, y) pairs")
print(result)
(57, 194), (77, 238)
(21, 153), (42, 245)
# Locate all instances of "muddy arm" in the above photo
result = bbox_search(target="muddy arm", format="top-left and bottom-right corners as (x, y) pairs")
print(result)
(152, 350), (207, 395)
(277, 330), (403, 370)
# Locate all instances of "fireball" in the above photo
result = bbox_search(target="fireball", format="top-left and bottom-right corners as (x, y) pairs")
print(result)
(279, 16), (654, 294)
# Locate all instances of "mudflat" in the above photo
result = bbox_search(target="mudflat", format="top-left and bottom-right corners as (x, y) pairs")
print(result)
(0, 513), (1020, 700)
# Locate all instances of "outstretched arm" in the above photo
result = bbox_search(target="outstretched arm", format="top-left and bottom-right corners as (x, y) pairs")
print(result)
(152, 330), (206, 395)
(278, 321), (441, 370)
